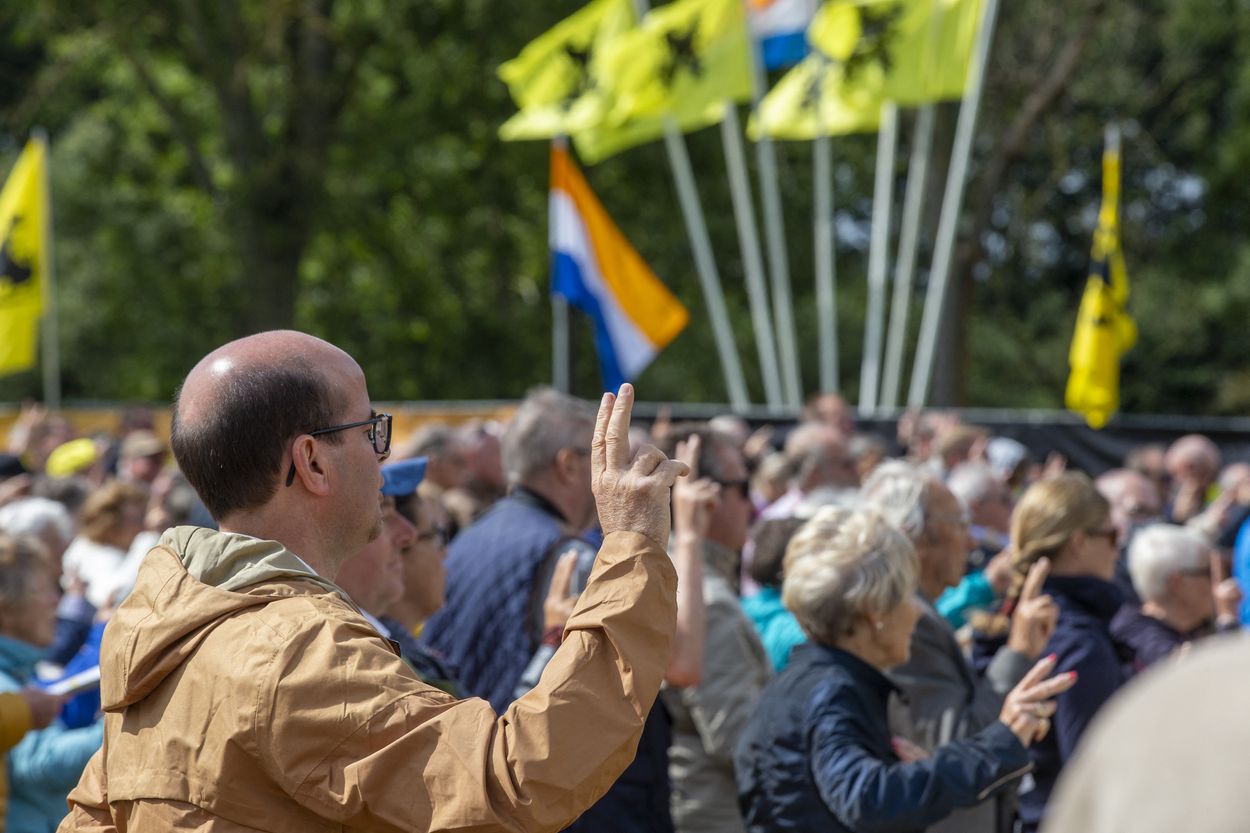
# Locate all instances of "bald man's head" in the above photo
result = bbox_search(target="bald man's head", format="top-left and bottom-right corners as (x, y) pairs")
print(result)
(172, 331), (353, 521)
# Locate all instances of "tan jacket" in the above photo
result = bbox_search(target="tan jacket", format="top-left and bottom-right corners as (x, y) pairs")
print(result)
(0, 690), (33, 833)
(663, 541), (771, 833)
(59, 525), (676, 833)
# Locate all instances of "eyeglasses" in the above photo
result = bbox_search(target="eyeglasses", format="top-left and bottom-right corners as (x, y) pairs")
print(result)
(1085, 527), (1118, 546)
(712, 478), (750, 500)
(285, 413), (393, 487)
(416, 524), (450, 547)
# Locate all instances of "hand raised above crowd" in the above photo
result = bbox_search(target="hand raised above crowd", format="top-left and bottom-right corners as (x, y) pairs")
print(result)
(592, 384), (691, 547)
(1007, 558), (1059, 659)
(671, 435), (720, 545)
(998, 654), (1077, 747)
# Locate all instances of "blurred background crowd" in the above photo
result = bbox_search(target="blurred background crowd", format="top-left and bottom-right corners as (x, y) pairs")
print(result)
(0, 390), (1247, 832)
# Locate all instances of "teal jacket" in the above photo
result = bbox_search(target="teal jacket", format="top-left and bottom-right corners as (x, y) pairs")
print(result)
(741, 587), (807, 673)
(0, 635), (103, 833)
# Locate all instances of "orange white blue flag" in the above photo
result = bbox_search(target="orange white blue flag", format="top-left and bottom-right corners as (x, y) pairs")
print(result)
(549, 143), (688, 390)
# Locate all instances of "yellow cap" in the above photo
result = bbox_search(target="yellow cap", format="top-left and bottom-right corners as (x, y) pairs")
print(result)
(45, 438), (97, 478)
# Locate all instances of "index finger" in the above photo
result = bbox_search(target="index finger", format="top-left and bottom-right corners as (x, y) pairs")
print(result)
(1211, 550), (1227, 584)
(676, 434), (702, 478)
(550, 550), (580, 598)
(1020, 557), (1051, 602)
(592, 391), (616, 479)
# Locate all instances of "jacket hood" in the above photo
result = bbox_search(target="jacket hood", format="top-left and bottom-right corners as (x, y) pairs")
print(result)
(98, 526), (349, 712)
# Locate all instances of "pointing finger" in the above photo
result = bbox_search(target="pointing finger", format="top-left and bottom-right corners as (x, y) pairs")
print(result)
(1021, 557), (1051, 602)
(606, 383), (635, 470)
(676, 434), (702, 479)
(592, 391), (616, 481)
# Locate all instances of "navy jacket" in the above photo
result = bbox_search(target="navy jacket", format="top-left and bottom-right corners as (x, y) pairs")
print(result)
(1109, 604), (1185, 673)
(420, 490), (569, 711)
(1018, 575), (1126, 831)
(735, 643), (1030, 833)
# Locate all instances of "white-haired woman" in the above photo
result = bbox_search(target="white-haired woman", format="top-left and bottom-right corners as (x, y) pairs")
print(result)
(734, 508), (1073, 833)
(1112, 523), (1241, 671)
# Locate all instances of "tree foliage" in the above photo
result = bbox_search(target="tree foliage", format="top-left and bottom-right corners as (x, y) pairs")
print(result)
(0, 0), (1247, 415)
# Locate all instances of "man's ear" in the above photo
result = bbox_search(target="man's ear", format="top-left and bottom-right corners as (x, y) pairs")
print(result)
(553, 447), (584, 486)
(290, 436), (332, 496)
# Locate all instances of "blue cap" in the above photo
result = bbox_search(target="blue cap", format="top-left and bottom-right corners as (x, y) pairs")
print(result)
(381, 457), (427, 497)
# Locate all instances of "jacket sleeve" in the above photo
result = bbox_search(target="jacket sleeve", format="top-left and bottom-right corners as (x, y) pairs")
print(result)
(888, 611), (1029, 749)
(675, 587), (771, 766)
(59, 749), (117, 833)
(8, 718), (103, 796)
(261, 531), (677, 833)
(1052, 635), (1122, 763)
(0, 691), (32, 754)
(811, 713), (1030, 833)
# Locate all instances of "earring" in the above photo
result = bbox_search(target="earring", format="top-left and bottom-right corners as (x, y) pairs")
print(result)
(874, 621), (884, 630)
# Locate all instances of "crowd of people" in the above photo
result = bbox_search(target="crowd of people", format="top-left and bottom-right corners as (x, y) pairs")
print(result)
(0, 347), (1248, 832)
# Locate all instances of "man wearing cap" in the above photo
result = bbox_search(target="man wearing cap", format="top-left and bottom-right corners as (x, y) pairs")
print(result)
(60, 330), (686, 833)
(116, 430), (167, 487)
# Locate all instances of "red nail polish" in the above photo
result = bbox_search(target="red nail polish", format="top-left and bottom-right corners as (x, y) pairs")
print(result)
(1068, 671), (1078, 681)
(1046, 653), (1057, 663)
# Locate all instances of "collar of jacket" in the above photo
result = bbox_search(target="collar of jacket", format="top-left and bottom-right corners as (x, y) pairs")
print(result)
(160, 526), (349, 601)
(510, 485), (571, 525)
(1044, 574), (1124, 623)
(702, 538), (742, 593)
(802, 641), (899, 702)
(0, 634), (44, 683)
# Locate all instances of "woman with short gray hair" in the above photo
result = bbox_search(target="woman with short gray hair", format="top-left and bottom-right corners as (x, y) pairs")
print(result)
(1111, 523), (1242, 671)
(735, 507), (1074, 833)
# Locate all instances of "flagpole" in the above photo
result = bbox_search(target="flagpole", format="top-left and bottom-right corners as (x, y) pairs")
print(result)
(907, 0), (1001, 407)
(880, 103), (936, 411)
(748, 39), (803, 409)
(719, 105), (784, 410)
(858, 101), (898, 416)
(813, 133), (839, 395)
(549, 139), (572, 393)
(629, 0), (749, 410)
(31, 127), (60, 410)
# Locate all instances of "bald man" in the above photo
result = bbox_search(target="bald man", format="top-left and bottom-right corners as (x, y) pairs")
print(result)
(60, 330), (686, 833)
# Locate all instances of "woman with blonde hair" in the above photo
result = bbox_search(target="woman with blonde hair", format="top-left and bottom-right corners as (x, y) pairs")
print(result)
(735, 507), (1074, 833)
(998, 472), (1126, 832)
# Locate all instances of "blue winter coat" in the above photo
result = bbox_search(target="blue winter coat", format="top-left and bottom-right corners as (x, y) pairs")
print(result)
(1017, 575), (1125, 831)
(0, 635), (103, 833)
(735, 643), (1030, 833)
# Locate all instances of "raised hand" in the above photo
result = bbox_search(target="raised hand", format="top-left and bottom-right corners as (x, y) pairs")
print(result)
(998, 654), (1077, 747)
(1007, 557), (1059, 659)
(20, 687), (65, 730)
(593, 384), (691, 547)
(542, 550), (581, 633)
(672, 436), (720, 544)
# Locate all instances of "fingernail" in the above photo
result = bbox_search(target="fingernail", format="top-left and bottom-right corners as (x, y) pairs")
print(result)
(1067, 671), (1078, 681)
(1046, 653), (1057, 664)
(602, 393), (612, 405)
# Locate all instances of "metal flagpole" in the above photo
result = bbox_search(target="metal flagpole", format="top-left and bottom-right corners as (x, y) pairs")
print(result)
(813, 133), (838, 394)
(32, 127), (60, 409)
(858, 101), (898, 415)
(552, 296), (571, 392)
(630, 0), (750, 409)
(550, 138), (571, 393)
(719, 106), (784, 409)
(880, 103), (936, 411)
(907, 0), (1002, 407)
(747, 39), (803, 408)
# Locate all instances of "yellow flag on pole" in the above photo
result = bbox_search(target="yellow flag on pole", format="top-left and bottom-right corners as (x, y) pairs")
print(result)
(0, 138), (47, 377)
(749, 52), (882, 139)
(498, 0), (635, 140)
(594, 0), (753, 125)
(1065, 130), (1135, 429)
(806, 0), (986, 106)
